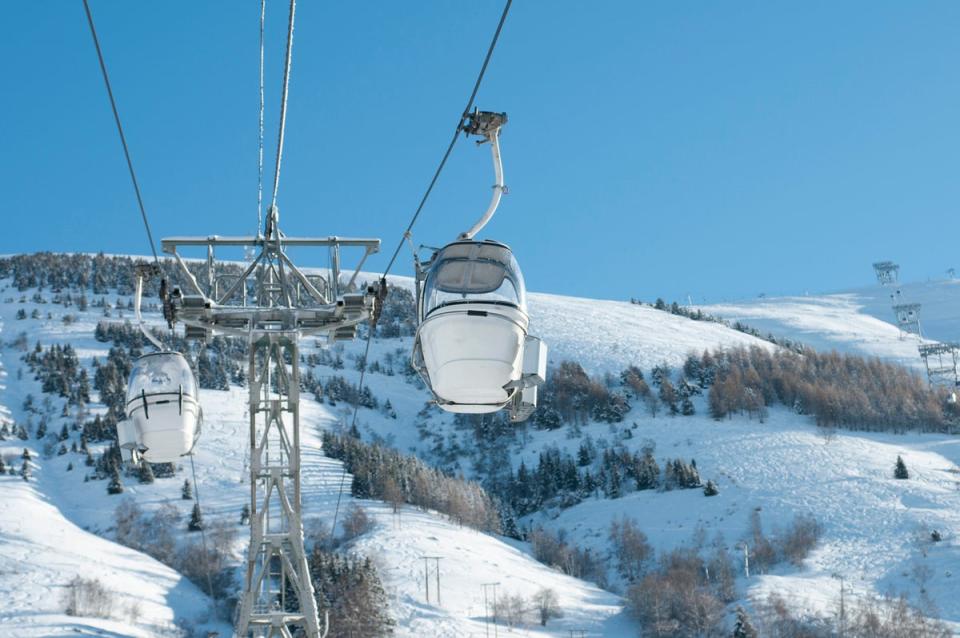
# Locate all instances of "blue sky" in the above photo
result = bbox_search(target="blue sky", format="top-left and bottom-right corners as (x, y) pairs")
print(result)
(5, 1), (960, 302)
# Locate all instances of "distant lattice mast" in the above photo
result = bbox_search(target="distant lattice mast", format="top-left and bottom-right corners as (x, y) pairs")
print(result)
(919, 342), (960, 388)
(872, 261), (899, 286)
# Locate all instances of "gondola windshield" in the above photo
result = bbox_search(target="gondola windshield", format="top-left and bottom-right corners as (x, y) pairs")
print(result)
(126, 352), (197, 405)
(423, 242), (526, 315)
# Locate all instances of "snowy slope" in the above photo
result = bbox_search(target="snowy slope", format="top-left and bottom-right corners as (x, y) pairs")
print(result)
(199, 387), (630, 637)
(698, 277), (960, 371)
(0, 315), (227, 637)
(527, 292), (772, 375)
(541, 408), (960, 626)
(0, 281), (631, 636)
(4, 263), (960, 636)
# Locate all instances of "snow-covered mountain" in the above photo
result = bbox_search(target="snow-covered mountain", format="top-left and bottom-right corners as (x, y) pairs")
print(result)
(698, 278), (960, 371)
(2, 257), (959, 637)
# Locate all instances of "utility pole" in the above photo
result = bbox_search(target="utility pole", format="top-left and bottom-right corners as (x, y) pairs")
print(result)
(482, 582), (500, 638)
(832, 573), (846, 637)
(422, 556), (442, 605)
(736, 542), (750, 579)
(160, 210), (381, 638)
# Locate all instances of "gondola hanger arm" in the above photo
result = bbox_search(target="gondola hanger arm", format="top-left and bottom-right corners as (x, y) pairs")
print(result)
(459, 110), (508, 241)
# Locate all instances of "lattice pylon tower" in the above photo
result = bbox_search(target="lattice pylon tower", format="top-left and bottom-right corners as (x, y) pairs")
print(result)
(235, 333), (320, 638)
(892, 302), (922, 340)
(918, 342), (960, 388)
(873, 261), (899, 286)
(160, 215), (380, 638)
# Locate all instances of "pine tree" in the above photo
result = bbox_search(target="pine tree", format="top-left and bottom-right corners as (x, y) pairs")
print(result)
(240, 503), (251, 525)
(704, 480), (719, 497)
(659, 378), (679, 414)
(20, 460), (30, 481)
(57, 443), (67, 456)
(188, 503), (204, 532)
(732, 605), (758, 638)
(58, 424), (69, 441)
(182, 479), (193, 500)
(66, 462), (74, 472)
(139, 461), (155, 484)
(605, 464), (622, 499)
(681, 397), (695, 416)
(21, 448), (32, 460)
(107, 468), (124, 494)
(894, 455), (909, 480)
(0, 456), (5, 474)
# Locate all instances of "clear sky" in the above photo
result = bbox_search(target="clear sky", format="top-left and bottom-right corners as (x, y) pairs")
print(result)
(5, 1), (960, 302)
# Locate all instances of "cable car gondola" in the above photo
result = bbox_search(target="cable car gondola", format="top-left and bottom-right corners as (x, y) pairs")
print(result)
(117, 351), (202, 464)
(412, 110), (546, 421)
(116, 269), (203, 464)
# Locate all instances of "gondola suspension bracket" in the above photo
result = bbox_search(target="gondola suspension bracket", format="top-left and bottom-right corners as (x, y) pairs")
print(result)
(459, 110), (508, 241)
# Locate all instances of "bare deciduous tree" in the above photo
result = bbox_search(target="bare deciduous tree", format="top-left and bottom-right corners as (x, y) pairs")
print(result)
(532, 588), (562, 626)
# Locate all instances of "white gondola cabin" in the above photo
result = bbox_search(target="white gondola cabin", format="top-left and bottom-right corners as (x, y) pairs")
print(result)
(413, 240), (546, 419)
(117, 352), (201, 463)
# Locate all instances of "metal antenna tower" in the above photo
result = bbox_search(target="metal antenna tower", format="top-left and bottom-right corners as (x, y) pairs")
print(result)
(160, 207), (381, 638)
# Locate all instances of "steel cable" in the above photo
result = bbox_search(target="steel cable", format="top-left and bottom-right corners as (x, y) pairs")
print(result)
(269, 0), (297, 210)
(257, 0), (266, 236)
(82, 0), (160, 267)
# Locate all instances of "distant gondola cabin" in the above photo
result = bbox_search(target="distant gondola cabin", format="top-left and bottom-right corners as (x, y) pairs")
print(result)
(117, 352), (201, 463)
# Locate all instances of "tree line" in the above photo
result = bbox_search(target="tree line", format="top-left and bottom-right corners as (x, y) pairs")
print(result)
(0, 252), (243, 297)
(501, 443), (703, 517)
(22, 341), (90, 406)
(703, 346), (958, 432)
(321, 431), (502, 534)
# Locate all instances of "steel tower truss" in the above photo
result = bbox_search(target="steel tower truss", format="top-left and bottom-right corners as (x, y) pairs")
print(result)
(160, 212), (381, 638)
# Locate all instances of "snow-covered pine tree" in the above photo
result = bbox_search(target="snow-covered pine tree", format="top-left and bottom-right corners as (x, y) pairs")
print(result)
(659, 378), (679, 414)
(188, 503), (203, 531)
(139, 461), (155, 484)
(894, 455), (909, 480)
(107, 468), (123, 494)
(634, 452), (660, 490)
(732, 605), (758, 638)
(182, 479), (193, 500)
